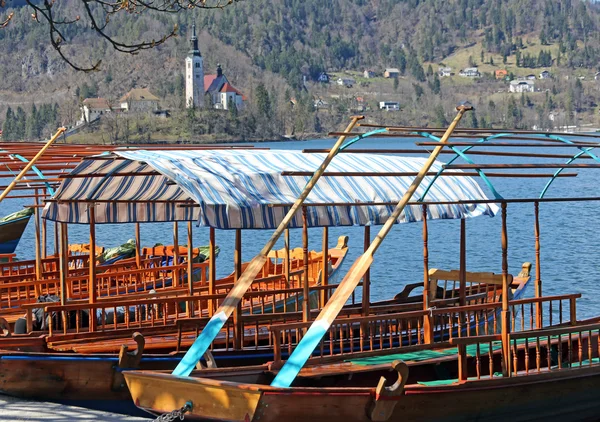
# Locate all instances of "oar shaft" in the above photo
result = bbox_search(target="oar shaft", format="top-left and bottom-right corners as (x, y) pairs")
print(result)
(0, 127), (66, 204)
(271, 105), (470, 388)
(172, 116), (363, 377)
(366, 107), (468, 257)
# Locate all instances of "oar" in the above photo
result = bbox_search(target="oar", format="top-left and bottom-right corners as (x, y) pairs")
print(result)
(271, 103), (472, 387)
(0, 127), (66, 204)
(172, 116), (364, 376)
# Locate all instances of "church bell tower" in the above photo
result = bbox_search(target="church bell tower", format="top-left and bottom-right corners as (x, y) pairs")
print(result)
(185, 23), (204, 108)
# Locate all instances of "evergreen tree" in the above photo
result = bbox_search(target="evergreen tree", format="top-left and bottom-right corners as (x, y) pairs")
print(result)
(255, 83), (271, 117)
(426, 64), (433, 77)
(434, 104), (448, 127)
(2, 107), (14, 141)
(14, 107), (26, 140)
(25, 104), (38, 140)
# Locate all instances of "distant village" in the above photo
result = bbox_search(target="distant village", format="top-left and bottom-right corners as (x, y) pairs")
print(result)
(78, 25), (246, 126)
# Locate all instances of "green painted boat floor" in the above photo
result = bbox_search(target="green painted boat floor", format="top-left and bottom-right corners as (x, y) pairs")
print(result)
(417, 372), (504, 386)
(346, 342), (502, 366)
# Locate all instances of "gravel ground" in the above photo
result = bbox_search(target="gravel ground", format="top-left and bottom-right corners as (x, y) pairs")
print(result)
(0, 395), (152, 421)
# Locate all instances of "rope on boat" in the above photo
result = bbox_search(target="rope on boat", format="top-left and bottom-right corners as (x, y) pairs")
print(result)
(153, 401), (193, 422)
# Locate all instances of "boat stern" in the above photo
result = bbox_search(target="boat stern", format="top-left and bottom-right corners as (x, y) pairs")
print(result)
(124, 370), (264, 421)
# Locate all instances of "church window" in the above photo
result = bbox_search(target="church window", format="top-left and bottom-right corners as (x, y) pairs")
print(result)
(188, 62), (191, 69)
(195, 63), (200, 68)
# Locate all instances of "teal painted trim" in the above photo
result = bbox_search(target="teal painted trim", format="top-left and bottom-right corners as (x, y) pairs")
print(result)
(538, 134), (600, 198)
(415, 132), (504, 201)
(2, 152), (55, 195)
(171, 313), (228, 376)
(270, 322), (329, 387)
(339, 129), (388, 151)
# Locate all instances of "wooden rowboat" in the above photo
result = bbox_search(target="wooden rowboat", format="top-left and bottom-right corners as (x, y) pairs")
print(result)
(0, 208), (33, 254)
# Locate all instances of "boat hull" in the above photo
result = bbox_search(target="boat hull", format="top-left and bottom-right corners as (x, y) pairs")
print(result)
(0, 216), (31, 254)
(125, 366), (600, 422)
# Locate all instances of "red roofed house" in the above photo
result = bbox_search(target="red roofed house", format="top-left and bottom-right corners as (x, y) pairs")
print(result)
(204, 64), (245, 110)
(80, 97), (111, 123)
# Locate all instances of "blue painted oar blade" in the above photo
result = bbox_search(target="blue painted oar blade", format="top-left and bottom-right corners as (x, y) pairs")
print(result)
(270, 320), (330, 387)
(171, 311), (228, 376)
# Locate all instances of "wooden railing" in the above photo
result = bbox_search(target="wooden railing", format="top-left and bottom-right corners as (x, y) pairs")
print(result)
(29, 277), (342, 337)
(268, 293), (581, 365)
(0, 259), (204, 310)
(450, 321), (600, 381)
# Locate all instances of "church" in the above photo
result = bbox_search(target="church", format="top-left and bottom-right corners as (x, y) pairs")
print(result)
(185, 24), (245, 110)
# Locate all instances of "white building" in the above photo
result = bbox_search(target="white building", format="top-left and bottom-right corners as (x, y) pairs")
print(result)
(438, 67), (452, 77)
(336, 77), (355, 87)
(509, 79), (535, 93)
(119, 88), (160, 112)
(185, 24), (205, 109)
(379, 101), (400, 111)
(204, 65), (245, 110)
(539, 70), (551, 79)
(80, 97), (110, 123)
(459, 67), (480, 78)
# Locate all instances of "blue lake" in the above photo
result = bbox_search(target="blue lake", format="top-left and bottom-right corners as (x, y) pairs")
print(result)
(3, 137), (599, 318)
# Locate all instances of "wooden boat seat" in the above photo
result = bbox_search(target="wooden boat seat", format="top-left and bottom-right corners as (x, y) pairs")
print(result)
(142, 245), (203, 258)
(69, 243), (105, 256)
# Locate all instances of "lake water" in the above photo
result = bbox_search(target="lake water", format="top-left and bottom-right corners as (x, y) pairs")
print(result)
(3, 137), (600, 318)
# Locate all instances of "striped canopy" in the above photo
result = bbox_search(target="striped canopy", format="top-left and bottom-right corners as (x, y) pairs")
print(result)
(42, 149), (498, 228)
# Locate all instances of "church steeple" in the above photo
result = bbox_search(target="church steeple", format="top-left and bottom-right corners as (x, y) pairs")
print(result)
(185, 22), (204, 108)
(189, 23), (201, 57)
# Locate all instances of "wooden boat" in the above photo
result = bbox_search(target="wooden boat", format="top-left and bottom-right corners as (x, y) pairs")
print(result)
(0, 208), (33, 254)
(125, 320), (600, 422)
(123, 113), (600, 421)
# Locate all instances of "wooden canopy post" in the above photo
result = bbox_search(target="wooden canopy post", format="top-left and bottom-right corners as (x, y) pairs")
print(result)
(186, 222), (194, 317)
(422, 204), (434, 344)
(42, 188), (48, 258)
(59, 223), (69, 306)
(33, 188), (42, 286)
(284, 229), (290, 287)
(208, 227), (216, 316)
(302, 207), (310, 322)
(54, 221), (59, 257)
(34, 207), (42, 295)
(135, 222), (141, 269)
(459, 219), (467, 307)
(173, 222), (180, 288)
(500, 202), (511, 377)
(88, 205), (97, 332)
(321, 226), (328, 307)
(534, 201), (542, 329)
(362, 225), (371, 316)
(233, 229), (243, 349)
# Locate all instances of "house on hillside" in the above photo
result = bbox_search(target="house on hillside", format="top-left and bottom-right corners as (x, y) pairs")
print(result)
(495, 69), (508, 79)
(204, 64), (245, 110)
(438, 67), (452, 77)
(337, 77), (355, 87)
(363, 70), (376, 79)
(509, 79), (535, 93)
(539, 70), (551, 79)
(317, 72), (330, 83)
(459, 67), (480, 78)
(119, 88), (160, 113)
(526, 74), (536, 80)
(379, 101), (400, 111)
(595, 72), (600, 81)
(384, 68), (400, 78)
(80, 97), (111, 123)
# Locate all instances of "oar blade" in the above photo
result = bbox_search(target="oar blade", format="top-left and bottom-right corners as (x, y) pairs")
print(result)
(271, 254), (373, 387)
(172, 255), (268, 377)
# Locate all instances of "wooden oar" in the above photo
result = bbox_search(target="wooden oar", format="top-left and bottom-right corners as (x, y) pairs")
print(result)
(270, 103), (472, 387)
(0, 127), (66, 204)
(172, 115), (364, 377)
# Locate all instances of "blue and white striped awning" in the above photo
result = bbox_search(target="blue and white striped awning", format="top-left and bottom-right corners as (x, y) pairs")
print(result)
(42, 149), (498, 228)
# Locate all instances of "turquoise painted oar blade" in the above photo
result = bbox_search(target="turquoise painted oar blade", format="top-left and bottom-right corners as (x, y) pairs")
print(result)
(172, 311), (228, 376)
(270, 320), (330, 387)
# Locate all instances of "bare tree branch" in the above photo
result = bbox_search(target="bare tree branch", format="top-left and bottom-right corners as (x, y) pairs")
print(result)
(0, 0), (241, 71)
